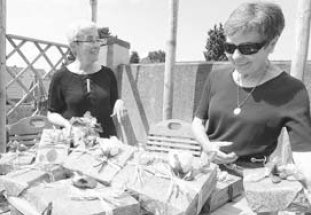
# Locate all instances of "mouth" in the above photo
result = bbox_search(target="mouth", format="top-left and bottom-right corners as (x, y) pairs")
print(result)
(235, 61), (248, 66)
(235, 62), (249, 68)
(90, 49), (99, 55)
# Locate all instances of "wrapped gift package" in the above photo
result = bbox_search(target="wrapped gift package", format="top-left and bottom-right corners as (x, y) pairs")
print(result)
(36, 129), (69, 165)
(9, 179), (140, 215)
(63, 139), (136, 185)
(0, 152), (36, 175)
(111, 151), (218, 215)
(243, 167), (311, 213)
(0, 165), (70, 196)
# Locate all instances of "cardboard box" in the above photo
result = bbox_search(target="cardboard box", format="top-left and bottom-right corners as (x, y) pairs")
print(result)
(9, 179), (140, 215)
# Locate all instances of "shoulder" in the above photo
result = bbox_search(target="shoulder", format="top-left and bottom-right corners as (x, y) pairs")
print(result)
(207, 67), (232, 84)
(97, 66), (116, 79)
(278, 72), (307, 91)
(275, 72), (310, 106)
(51, 66), (69, 81)
(101, 66), (115, 75)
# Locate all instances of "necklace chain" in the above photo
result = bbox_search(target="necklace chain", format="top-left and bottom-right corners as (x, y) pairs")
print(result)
(234, 69), (267, 115)
(236, 83), (258, 108)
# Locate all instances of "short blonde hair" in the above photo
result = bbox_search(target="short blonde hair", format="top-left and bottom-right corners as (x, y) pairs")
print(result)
(224, 1), (285, 43)
(66, 20), (98, 57)
(66, 20), (98, 44)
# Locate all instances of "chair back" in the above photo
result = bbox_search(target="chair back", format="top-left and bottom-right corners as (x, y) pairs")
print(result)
(7, 115), (53, 147)
(146, 119), (202, 157)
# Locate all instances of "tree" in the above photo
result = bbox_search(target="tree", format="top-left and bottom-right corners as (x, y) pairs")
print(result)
(204, 23), (228, 61)
(129, 51), (140, 64)
(147, 50), (166, 63)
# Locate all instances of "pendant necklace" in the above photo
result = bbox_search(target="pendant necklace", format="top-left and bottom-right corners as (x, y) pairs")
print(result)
(233, 69), (267, 116)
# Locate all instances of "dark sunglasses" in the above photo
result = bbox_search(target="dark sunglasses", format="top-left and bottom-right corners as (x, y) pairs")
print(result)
(224, 41), (267, 55)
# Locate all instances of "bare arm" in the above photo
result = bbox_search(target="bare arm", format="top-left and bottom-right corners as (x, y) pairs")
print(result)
(192, 117), (212, 152)
(47, 111), (71, 129)
(192, 117), (238, 164)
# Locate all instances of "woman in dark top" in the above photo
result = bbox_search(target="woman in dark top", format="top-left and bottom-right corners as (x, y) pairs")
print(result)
(192, 1), (311, 192)
(47, 21), (125, 137)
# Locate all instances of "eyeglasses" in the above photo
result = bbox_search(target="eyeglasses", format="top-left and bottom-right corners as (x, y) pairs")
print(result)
(224, 41), (267, 55)
(74, 39), (107, 46)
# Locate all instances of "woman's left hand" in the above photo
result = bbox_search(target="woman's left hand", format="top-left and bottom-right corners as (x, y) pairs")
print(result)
(111, 99), (126, 123)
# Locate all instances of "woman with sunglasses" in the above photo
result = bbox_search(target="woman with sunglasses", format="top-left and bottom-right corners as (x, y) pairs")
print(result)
(192, 0), (311, 198)
(47, 20), (126, 138)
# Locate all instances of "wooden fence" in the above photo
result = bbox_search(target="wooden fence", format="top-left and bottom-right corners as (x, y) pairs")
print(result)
(5, 34), (70, 120)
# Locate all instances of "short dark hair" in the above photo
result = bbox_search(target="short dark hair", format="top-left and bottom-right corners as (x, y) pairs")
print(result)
(224, 1), (285, 43)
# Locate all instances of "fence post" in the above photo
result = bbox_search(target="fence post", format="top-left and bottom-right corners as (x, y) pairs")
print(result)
(290, 0), (311, 80)
(163, 0), (179, 120)
(277, 0), (311, 169)
(90, 0), (98, 23)
(0, 0), (6, 152)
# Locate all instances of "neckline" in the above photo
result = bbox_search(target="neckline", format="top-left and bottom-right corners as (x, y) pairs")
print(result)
(230, 69), (285, 90)
(65, 65), (102, 77)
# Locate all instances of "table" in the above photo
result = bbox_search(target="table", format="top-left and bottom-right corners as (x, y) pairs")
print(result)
(211, 196), (300, 215)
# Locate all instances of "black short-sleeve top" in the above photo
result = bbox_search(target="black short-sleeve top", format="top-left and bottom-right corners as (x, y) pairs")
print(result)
(48, 66), (118, 137)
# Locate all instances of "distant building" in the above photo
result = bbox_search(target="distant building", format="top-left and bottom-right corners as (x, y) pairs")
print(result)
(5, 66), (49, 102)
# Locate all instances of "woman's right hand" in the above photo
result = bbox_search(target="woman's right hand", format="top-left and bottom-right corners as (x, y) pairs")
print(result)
(192, 117), (238, 164)
(203, 141), (238, 164)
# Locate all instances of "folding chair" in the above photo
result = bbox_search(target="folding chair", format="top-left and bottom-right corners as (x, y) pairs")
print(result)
(7, 115), (53, 147)
(146, 119), (202, 156)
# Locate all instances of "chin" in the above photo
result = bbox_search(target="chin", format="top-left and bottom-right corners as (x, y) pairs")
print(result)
(236, 64), (252, 74)
(90, 55), (99, 62)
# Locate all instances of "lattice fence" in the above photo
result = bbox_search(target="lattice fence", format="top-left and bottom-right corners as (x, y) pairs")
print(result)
(5, 34), (70, 121)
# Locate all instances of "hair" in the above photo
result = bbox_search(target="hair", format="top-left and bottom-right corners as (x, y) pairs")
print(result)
(224, 1), (285, 43)
(66, 20), (98, 56)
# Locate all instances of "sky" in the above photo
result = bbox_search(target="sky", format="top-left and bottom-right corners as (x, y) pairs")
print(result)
(6, 0), (303, 62)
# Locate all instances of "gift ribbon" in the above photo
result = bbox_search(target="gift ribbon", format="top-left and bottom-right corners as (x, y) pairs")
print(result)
(127, 161), (148, 187)
(93, 156), (122, 173)
(68, 147), (122, 173)
(70, 187), (125, 215)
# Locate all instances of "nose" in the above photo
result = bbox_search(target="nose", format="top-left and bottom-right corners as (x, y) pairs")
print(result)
(92, 41), (101, 48)
(231, 48), (244, 60)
